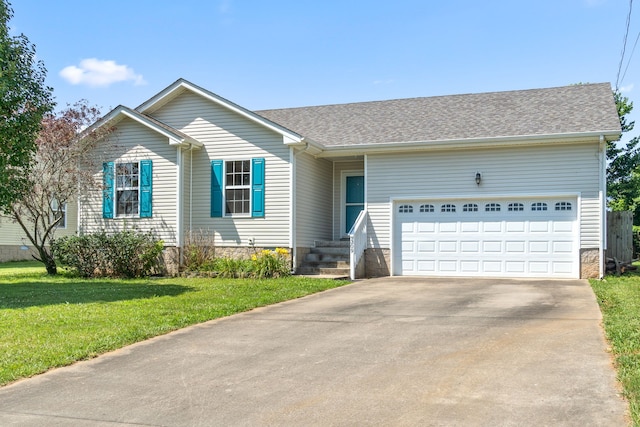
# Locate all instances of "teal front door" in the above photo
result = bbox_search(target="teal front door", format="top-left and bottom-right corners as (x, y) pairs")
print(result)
(345, 175), (364, 234)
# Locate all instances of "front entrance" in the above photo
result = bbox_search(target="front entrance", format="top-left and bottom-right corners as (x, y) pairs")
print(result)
(343, 174), (364, 235)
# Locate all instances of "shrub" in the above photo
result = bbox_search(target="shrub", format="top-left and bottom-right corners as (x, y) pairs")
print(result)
(52, 230), (164, 278)
(193, 248), (291, 279)
(251, 248), (290, 278)
(183, 229), (216, 271)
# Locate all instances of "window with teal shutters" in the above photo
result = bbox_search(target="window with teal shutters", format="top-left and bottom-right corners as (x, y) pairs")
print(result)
(210, 160), (223, 217)
(139, 160), (153, 218)
(102, 162), (114, 219)
(211, 158), (265, 218)
(251, 158), (265, 218)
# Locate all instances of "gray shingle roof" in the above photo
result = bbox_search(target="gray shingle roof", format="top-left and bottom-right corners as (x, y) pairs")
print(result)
(256, 83), (621, 146)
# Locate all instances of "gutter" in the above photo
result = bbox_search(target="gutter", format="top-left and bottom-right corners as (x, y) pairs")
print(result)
(314, 130), (622, 158)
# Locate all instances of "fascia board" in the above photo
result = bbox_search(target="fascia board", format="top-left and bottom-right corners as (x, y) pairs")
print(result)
(315, 130), (622, 158)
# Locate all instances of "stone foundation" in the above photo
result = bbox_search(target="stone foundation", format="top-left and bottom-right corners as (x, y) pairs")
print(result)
(0, 245), (36, 262)
(580, 248), (601, 279)
(364, 248), (391, 277)
(295, 247), (311, 271)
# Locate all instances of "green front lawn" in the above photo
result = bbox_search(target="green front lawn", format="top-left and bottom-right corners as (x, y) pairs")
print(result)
(0, 261), (349, 386)
(591, 274), (640, 426)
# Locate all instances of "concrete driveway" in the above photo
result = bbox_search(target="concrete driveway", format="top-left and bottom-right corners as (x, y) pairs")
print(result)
(0, 277), (628, 426)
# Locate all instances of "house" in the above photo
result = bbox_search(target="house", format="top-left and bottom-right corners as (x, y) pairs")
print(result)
(4, 79), (620, 278)
(0, 202), (78, 262)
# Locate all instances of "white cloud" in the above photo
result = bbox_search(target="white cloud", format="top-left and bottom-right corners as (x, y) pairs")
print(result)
(60, 59), (146, 87)
(619, 83), (635, 93)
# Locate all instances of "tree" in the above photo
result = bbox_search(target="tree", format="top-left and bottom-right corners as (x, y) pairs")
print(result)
(0, 0), (54, 211)
(7, 101), (113, 274)
(607, 91), (640, 211)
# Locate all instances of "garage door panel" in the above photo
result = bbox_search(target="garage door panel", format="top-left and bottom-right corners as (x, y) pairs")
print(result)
(506, 222), (525, 232)
(483, 241), (502, 252)
(553, 221), (573, 232)
(460, 261), (479, 272)
(482, 261), (502, 273)
(529, 262), (550, 274)
(483, 222), (502, 232)
(401, 241), (414, 252)
(418, 222), (435, 233)
(438, 260), (458, 271)
(439, 222), (457, 232)
(530, 222), (549, 232)
(461, 222), (480, 232)
(505, 241), (526, 253)
(394, 197), (578, 278)
(505, 261), (526, 273)
(439, 241), (457, 252)
(417, 241), (436, 252)
(552, 241), (573, 253)
(552, 262), (574, 274)
(461, 241), (480, 252)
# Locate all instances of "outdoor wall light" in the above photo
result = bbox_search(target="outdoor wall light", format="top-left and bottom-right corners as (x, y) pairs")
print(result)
(475, 172), (482, 185)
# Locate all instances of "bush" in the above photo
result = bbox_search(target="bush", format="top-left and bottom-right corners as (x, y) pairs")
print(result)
(52, 230), (164, 278)
(194, 248), (291, 279)
(183, 229), (216, 271)
(251, 248), (291, 278)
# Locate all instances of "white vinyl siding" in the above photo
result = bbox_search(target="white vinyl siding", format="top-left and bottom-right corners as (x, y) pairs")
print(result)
(0, 202), (78, 245)
(367, 142), (600, 250)
(333, 160), (365, 239)
(152, 91), (291, 248)
(79, 119), (178, 245)
(295, 151), (333, 247)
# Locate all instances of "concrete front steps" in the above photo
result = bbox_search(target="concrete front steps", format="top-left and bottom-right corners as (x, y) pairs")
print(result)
(296, 240), (350, 278)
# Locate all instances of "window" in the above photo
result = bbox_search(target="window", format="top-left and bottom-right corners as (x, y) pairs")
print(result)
(211, 158), (265, 218)
(441, 204), (456, 212)
(508, 202), (524, 212)
(485, 203), (501, 212)
(398, 204), (413, 213)
(116, 162), (139, 216)
(555, 202), (572, 211)
(51, 199), (66, 228)
(225, 160), (251, 215)
(463, 203), (478, 212)
(531, 202), (548, 211)
(419, 204), (434, 213)
(102, 160), (152, 219)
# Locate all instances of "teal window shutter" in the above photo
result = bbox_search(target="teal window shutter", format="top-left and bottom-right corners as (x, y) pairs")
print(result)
(211, 160), (223, 217)
(251, 158), (265, 218)
(102, 162), (114, 219)
(140, 160), (153, 218)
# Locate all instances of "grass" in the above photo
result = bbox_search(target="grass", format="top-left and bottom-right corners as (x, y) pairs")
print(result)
(0, 261), (350, 386)
(591, 273), (640, 426)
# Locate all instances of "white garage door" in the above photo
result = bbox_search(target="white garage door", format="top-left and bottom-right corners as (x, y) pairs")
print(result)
(394, 198), (578, 278)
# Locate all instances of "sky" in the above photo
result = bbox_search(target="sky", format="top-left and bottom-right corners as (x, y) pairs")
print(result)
(8, 0), (640, 132)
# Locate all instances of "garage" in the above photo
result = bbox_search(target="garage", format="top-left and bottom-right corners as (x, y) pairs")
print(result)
(393, 197), (579, 278)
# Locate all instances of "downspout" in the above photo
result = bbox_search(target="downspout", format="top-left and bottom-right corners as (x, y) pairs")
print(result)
(599, 135), (607, 279)
(189, 146), (193, 233)
(176, 146), (183, 254)
(290, 146), (296, 272)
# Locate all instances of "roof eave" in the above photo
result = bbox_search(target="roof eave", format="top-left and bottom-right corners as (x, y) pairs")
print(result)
(315, 130), (622, 158)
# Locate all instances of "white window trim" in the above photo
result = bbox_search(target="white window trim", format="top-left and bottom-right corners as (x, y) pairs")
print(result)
(115, 161), (140, 218)
(223, 159), (252, 217)
(52, 200), (67, 229)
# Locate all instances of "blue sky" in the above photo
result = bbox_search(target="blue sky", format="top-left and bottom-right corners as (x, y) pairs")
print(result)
(9, 0), (639, 123)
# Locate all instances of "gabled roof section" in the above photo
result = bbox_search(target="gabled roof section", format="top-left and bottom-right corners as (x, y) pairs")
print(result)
(94, 105), (202, 147)
(257, 83), (621, 147)
(136, 78), (304, 145)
